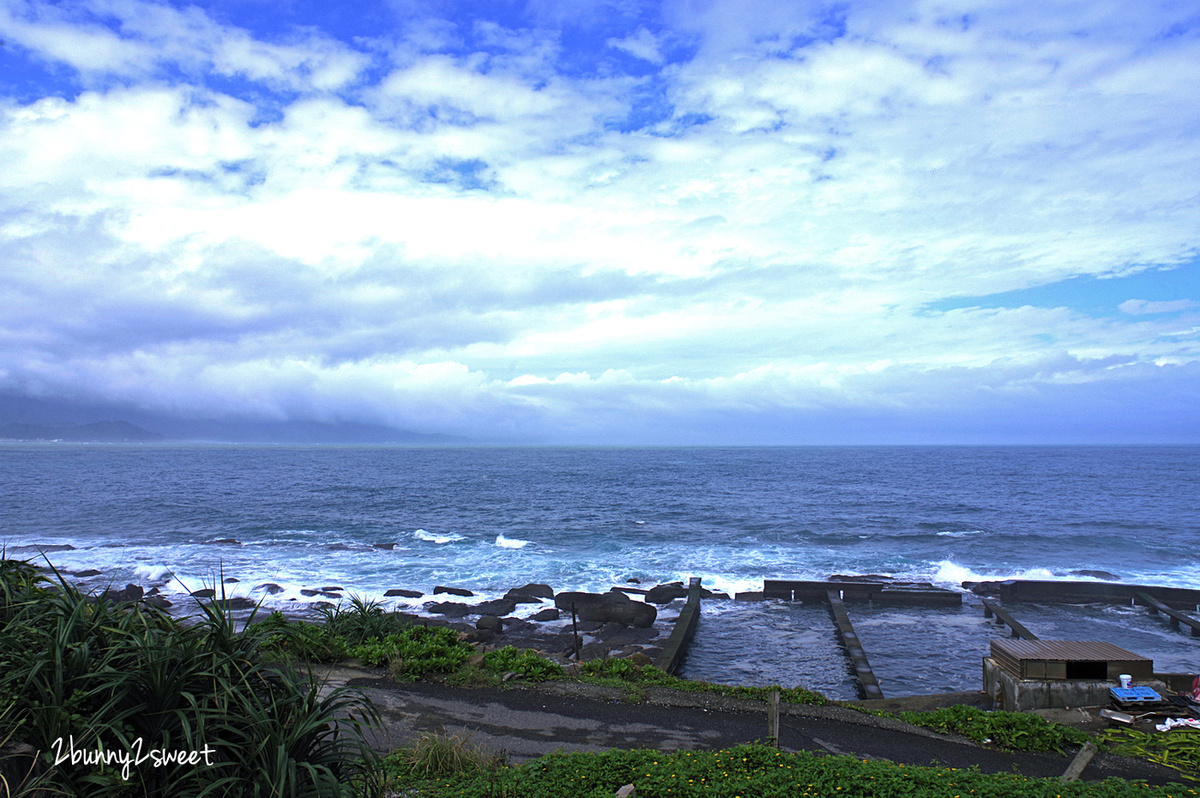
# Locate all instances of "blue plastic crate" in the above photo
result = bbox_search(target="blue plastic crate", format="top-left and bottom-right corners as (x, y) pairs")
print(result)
(1110, 686), (1162, 704)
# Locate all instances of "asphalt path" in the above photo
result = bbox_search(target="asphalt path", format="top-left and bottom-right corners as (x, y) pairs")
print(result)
(331, 669), (1183, 787)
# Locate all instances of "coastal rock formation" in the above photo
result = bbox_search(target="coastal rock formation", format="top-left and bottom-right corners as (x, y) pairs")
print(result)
(434, 586), (474, 597)
(472, 598), (518, 616)
(102, 584), (145, 603)
(554, 590), (657, 628)
(509, 583), (554, 599)
(644, 583), (688, 604)
(426, 601), (471, 617)
(477, 615), (503, 632)
(300, 588), (343, 598)
(529, 608), (560, 622)
(256, 583), (285, 594)
(385, 588), (423, 598)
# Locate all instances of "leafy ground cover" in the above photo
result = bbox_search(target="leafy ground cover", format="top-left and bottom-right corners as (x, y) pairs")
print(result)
(871, 704), (1091, 753)
(383, 741), (1195, 797)
(1101, 728), (1200, 782)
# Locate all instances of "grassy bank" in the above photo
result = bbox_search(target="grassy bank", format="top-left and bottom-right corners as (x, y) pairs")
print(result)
(383, 740), (1195, 797)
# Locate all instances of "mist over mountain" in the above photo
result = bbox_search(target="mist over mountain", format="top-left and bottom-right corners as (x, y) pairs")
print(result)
(0, 394), (467, 445)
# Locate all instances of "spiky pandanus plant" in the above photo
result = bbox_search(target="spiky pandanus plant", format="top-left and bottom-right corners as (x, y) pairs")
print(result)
(0, 557), (383, 798)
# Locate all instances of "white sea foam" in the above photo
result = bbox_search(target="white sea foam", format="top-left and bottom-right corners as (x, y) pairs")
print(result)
(414, 529), (464, 544)
(133, 564), (173, 583)
(495, 534), (529, 549)
(936, 530), (984, 538)
(932, 560), (1058, 585)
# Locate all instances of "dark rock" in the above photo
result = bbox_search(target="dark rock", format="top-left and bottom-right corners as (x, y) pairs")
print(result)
(554, 591), (604, 609)
(503, 590), (545, 605)
(145, 595), (173, 609)
(1069, 569), (1121, 581)
(190, 588), (216, 599)
(529, 608), (560, 622)
(426, 601), (471, 618)
(218, 597), (256, 610)
(555, 590), (656, 628)
(460, 628), (494, 644)
(146, 587), (160, 596)
(373, 543), (396, 550)
(626, 578), (641, 584)
(103, 584), (145, 603)
(593, 621), (630, 640)
(472, 599), (518, 616)
(476, 615), (503, 632)
(509, 582), (554, 599)
(319, 586), (344, 592)
(502, 618), (535, 636)
(434, 586), (474, 597)
(206, 538), (241, 545)
(645, 584), (689, 604)
(224, 577), (240, 583)
(708, 592), (731, 600)
(256, 583), (285, 595)
(385, 588), (423, 598)
(301, 589), (343, 598)
(626, 651), (653, 667)
(577, 642), (614, 661)
(70, 569), (103, 578)
(604, 626), (660, 645)
(830, 574), (893, 583)
(574, 620), (604, 632)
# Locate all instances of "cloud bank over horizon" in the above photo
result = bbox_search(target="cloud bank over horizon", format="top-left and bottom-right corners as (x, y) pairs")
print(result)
(1, 0), (1198, 444)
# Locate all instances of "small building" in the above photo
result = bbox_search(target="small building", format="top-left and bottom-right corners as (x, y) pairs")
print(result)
(984, 639), (1158, 711)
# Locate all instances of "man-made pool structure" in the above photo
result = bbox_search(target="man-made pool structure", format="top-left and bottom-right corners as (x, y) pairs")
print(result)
(660, 577), (1200, 707)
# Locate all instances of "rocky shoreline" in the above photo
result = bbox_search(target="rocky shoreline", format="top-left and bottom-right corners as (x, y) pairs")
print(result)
(29, 550), (719, 664)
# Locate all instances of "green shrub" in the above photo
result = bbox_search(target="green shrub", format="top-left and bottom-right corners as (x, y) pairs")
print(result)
(350, 625), (473, 679)
(0, 560), (383, 798)
(482, 647), (565, 682)
(261, 613), (353, 663)
(385, 729), (505, 780)
(895, 704), (1090, 753)
(321, 595), (413, 645)
(577, 658), (827, 706)
(391, 742), (1185, 797)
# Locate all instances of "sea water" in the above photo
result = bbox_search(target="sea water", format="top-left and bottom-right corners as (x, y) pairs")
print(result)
(2, 444), (1198, 697)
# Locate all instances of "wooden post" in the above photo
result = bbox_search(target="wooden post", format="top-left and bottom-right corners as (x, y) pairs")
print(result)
(1060, 741), (1098, 782)
(571, 602), (581, 660)
(767, 690), (780, 746)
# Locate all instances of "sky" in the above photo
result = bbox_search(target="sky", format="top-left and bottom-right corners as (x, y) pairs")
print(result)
(1, 0), (1199, 445)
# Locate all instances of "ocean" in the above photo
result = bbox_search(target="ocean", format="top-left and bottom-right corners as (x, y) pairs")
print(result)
(2, 444), (1198, 699)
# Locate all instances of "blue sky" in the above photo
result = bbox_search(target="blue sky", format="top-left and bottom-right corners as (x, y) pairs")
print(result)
(1, 0), (1198, 444)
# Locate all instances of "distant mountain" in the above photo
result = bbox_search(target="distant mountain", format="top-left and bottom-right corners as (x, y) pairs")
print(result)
(0, 393), (472, 445)
(0, 420), (164, 442)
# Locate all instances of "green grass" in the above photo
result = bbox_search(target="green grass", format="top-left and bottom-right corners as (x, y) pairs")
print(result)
(870, 704), (1091, 754)
(384, 743), (1195, 797)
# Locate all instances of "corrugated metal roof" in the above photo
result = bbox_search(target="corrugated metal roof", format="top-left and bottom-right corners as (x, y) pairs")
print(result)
(991, 639), (1150, 662)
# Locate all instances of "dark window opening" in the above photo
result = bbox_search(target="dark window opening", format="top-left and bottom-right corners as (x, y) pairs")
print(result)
(1065, 661), (1107, 680)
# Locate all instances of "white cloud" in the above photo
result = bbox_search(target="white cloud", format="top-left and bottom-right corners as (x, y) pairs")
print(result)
(1, 0), (1199, 442)
(1119, 299), (1199, 316)
(606, 27), (663, 63)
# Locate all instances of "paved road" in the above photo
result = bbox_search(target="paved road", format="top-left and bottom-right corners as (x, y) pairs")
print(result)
(326, 668), (1182, 786)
